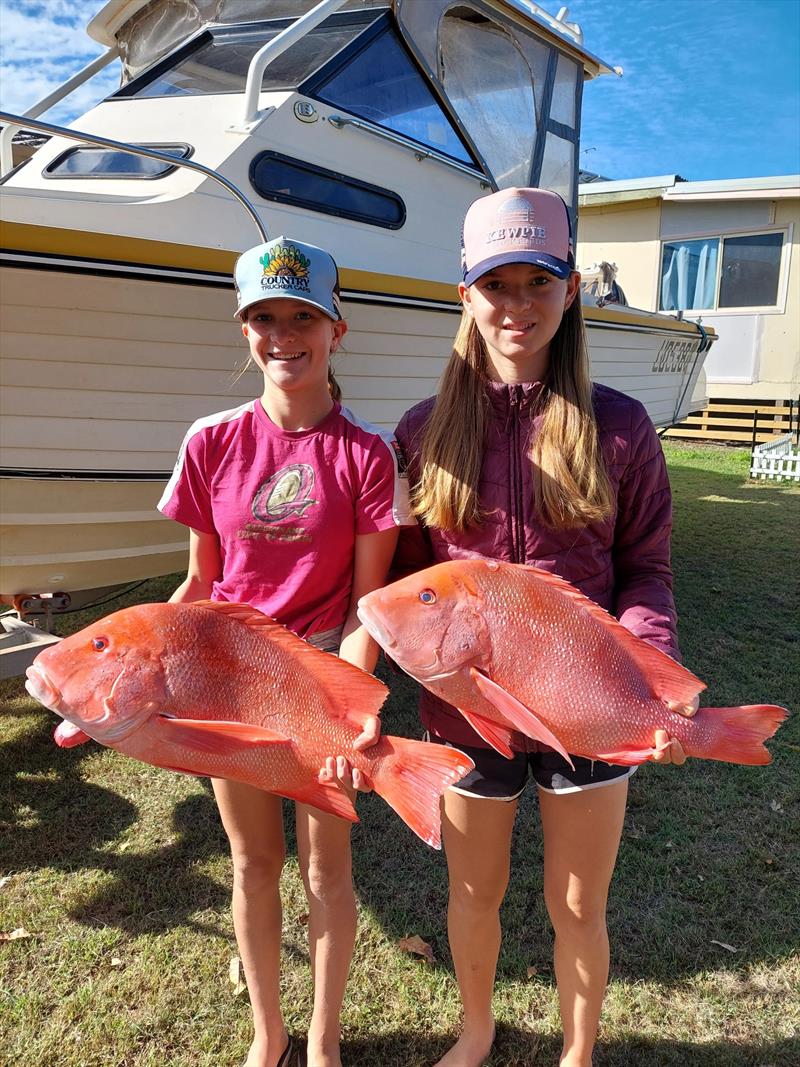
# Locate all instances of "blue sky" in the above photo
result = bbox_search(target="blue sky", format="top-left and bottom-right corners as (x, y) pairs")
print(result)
(0, 0), (798, 183)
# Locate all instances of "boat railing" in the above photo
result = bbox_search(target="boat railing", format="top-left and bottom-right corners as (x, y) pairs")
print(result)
(0, 48), (120, 176)
(326, 113), (488, 183)
(234, 0), (349, 131)
(0, 110), (267, 242)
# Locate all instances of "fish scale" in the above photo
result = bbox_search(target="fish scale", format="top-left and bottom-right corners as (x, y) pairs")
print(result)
(357, 560), (787, 767)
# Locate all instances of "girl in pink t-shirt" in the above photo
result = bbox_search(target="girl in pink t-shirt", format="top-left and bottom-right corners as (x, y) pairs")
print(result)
(160, 236), (412, 1067)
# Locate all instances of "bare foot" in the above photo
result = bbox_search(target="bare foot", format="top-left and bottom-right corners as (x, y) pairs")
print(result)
(303, 1037), (342, 1067)
(434, 1026), (496, 1067)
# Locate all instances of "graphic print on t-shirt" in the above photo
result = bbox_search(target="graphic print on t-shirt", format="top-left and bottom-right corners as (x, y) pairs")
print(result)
(237, 463), (318, 542)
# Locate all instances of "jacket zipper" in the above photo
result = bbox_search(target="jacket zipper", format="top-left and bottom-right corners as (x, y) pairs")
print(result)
(508, 385), (525, 564)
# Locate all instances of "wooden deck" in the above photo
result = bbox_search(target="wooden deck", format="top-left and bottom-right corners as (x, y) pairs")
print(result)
(664, 397), (799, 444)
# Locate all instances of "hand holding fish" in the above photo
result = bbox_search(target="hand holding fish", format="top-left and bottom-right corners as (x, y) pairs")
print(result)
(652, 695), (699, 764)
(318, 714), (381, 796)
(318, 754), (373, 798)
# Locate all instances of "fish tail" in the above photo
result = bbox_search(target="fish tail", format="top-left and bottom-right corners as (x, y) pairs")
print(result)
(699, 705), (788, 765)
(372, 737), (475, 849)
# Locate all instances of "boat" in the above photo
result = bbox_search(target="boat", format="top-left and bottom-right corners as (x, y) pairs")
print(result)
(0, 0), (714, 608)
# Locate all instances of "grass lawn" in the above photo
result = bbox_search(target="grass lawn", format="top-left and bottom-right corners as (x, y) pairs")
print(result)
(1, 442), (798, 1066)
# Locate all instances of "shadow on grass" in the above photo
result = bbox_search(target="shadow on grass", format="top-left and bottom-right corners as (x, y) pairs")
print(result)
(0, 708), (230, 934)
(340, 1027), (799, 1066)
(0, 709), (136, 870)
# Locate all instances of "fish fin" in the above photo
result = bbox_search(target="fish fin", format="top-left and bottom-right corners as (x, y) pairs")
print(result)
(191, 600), (389, 730)
(278, 780), (359, 822)
(470, 667), (575, 771)
(159, 715), (292, 756)
(517, 566), (706, 706)
(371, 736), (475, 848)
(701, 705), (788, 765)
(453, 706), (516, 759)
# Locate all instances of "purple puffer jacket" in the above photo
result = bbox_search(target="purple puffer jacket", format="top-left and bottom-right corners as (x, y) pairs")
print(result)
(394, 380), (679, 748)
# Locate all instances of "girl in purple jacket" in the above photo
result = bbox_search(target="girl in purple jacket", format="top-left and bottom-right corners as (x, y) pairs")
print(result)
(393, 188), (695, 1067)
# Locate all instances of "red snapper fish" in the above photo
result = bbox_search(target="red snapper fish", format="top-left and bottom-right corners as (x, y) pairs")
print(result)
(25, 600), (475, 848)
(357, 560), (787, 766)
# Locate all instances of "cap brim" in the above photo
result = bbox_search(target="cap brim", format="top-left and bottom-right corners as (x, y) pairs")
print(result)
(234, 293), (339, 321)
(464, 251), (572, 286)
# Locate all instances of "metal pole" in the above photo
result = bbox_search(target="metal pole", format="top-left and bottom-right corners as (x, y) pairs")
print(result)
(0, 111), (268, 242)
(239, 0), (348, 129)
(0, 48), (119, 175)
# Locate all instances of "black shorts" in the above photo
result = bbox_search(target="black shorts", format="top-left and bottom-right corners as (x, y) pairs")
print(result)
(428, 736), (635, 799)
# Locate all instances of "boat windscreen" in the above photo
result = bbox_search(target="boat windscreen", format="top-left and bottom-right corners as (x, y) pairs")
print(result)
(313, 27), (473, 165)
(117, 12), (381, 98)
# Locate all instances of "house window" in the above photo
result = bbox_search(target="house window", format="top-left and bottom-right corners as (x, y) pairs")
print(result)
(660, 231), (786, 311)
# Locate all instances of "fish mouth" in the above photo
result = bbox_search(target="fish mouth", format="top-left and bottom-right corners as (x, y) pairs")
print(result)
(25, 665), (62, 712)
(356, 601), (396, 652)
(25, 665), (147, 745)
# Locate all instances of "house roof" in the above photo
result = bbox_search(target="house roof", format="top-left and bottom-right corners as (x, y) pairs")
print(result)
(579, 173), (800, 206)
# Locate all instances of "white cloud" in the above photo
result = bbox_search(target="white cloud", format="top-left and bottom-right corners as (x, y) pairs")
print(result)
(0, 0), (116, 119)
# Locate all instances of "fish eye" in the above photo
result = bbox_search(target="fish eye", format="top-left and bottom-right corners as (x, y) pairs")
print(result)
(418, 589), (437, 605)
(91, 636), (109, 652)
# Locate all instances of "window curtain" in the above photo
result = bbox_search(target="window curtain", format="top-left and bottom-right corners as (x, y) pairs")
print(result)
(660, 238), (719, 310)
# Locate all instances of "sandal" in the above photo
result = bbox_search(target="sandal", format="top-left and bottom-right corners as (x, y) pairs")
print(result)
(277, 1038), (295, 1067)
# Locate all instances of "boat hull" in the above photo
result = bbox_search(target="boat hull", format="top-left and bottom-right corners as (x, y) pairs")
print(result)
(0, 258), (709, 596)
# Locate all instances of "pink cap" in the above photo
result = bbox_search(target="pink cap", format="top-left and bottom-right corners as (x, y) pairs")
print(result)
(461, 187), (574, 286)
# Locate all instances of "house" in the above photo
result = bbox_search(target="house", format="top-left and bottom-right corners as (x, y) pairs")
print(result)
(576, 173), (800, 440)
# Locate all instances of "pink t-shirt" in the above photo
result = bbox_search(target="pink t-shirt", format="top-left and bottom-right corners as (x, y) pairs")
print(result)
(158, 399), (413, 640)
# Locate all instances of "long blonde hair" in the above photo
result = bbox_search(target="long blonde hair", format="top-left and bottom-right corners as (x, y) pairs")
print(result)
(413, 297), (613, 530)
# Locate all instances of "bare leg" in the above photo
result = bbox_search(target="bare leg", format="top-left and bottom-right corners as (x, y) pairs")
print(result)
(435, 790), (518, 1067)
(213, 778), (289, 1067)
(539, 780), (628, 1067)
(295, 804), (357, 1067)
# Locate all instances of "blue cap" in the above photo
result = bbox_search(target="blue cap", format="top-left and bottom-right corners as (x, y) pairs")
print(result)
(234, 237), (341, 320)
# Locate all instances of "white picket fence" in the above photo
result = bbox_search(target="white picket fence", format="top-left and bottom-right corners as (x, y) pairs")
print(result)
(750, 433), (800, 482)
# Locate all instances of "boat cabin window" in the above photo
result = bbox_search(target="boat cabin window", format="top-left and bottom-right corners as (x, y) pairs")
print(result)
(250, 152), (406, 229)
(43, 144), (192, 179)
(438, 9), (536, 187)
(113, 9), (476, 169)
(310, 25), (473, 165)
(114, 11), (381, 99)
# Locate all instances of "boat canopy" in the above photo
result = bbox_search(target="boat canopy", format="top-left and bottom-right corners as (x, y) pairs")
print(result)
(88, 0), (617, 215)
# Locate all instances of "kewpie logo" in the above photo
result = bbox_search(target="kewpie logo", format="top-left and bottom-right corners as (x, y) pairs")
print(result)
(487, 194), (547, 245)
(252, 464), (317, 523)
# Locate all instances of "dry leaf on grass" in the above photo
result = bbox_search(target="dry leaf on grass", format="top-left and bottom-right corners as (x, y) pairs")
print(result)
(110, 958), (123, 968)
(229, 956), (247, 995)
(526, 966), (538, 979)
(0, 876), (11, 890)
(710, 940), (738, 953)
(398, 935), (435, 964)
(0, 928), (31, 941)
